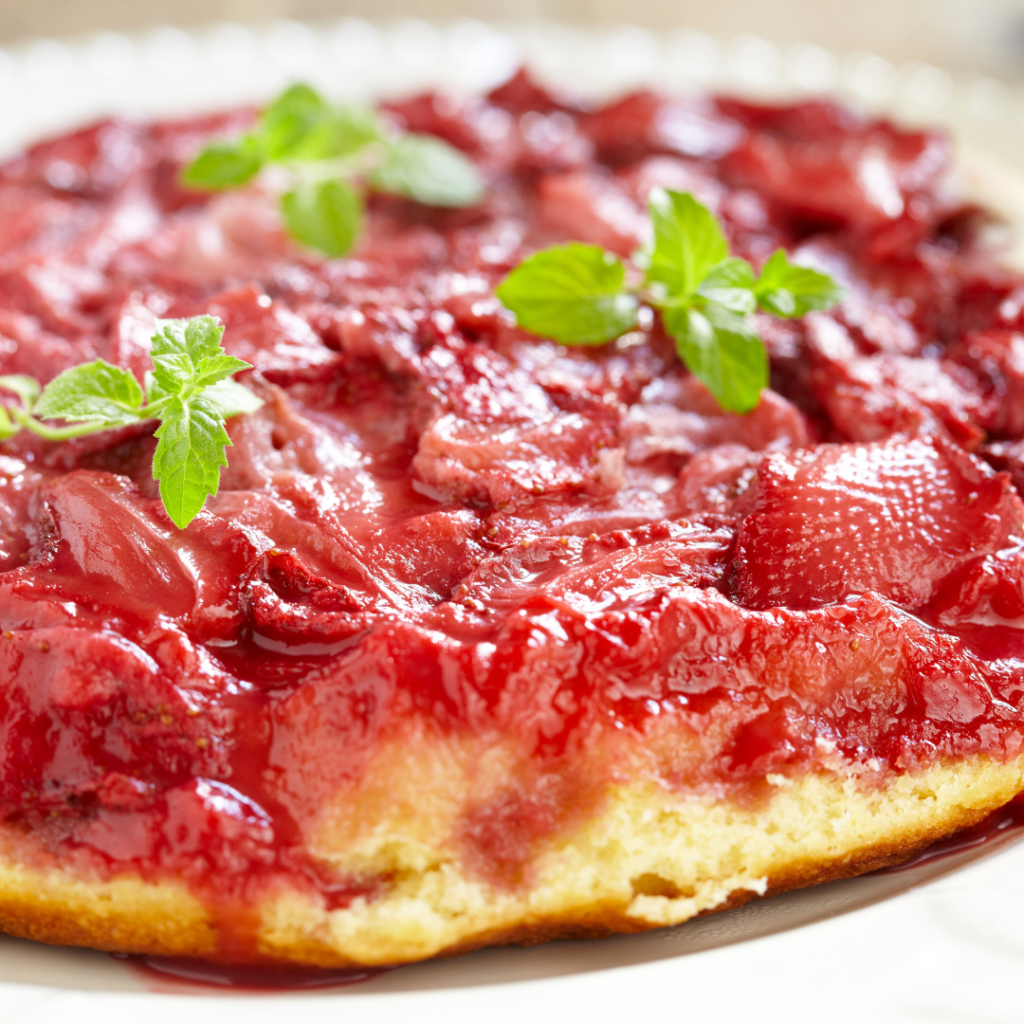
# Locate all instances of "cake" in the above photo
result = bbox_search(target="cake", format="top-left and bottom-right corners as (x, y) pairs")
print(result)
(0, 70), (1023, 968)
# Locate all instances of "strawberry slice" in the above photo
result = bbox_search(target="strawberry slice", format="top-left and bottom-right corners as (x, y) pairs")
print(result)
(732, 435), (1024, 610)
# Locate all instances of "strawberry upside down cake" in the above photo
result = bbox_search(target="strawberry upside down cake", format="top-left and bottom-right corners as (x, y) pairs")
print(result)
(0, 70), (1024, 968)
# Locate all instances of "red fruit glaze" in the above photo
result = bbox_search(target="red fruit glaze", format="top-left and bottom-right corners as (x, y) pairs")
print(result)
(0, 73), (1024, 957)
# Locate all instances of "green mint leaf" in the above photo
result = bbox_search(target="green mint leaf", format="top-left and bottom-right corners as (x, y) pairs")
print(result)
(182, 136), (263, 191)
(0, 375), (41, 411)
(370, 134), (484, 208)
(146, 316), (259, 527)
(150, 316), (251, 396)
(291, 107), (382, 162)
(151, 394), (231, 529)
(34, 360), (144, 426)
(203, 378), (264, 419)
(696, 257), (757, 315)
(644, 189), (728, 302)
(260, 84), (330, 161)
(259, 84), (382, 163)
(281, 179), (363, 258)
(190, 353), (253, 391)
(143, 370), (167, 406)
(755, 248), (845, 318)
(265, 83), (326, 116)
(150, 315), (224, 389)
(496, 243), (639, 345)
(664, 301), (767, 413)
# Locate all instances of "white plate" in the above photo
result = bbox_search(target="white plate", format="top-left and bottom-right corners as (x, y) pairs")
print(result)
(0, 20), (1022, 1024)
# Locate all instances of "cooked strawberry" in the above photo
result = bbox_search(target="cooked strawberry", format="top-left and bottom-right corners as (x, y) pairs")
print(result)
(583, 90), (744, 165)
(0, 625), (233, 824)
(948, 329), (1024, 439)
(807, 314), (992, 446)
(533, 169), (648, 255)
(718, 99), (950, 238)
(732, 435), (1024, 610)
(30, 471), (264, 637)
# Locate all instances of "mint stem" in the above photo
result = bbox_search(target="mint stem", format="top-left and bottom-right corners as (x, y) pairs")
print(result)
(9, 407), (118, 441)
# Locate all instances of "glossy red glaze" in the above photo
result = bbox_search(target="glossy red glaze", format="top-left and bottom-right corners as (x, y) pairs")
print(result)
(1, 72), (1024, 955)
(120, 953), (386, 992)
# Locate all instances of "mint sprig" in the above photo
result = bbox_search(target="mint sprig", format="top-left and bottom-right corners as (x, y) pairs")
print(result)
(183, 84), (484, 259)
(0, 316), (261, 529)
(495, 189), (844, 413)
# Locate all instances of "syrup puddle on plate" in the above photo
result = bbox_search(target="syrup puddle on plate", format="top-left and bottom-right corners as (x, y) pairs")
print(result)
(114, 793), (1024, 995)
(115, 954), (390, 994)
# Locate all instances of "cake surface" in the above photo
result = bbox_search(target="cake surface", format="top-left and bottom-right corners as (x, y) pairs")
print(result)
(1, 72), (1024, 966)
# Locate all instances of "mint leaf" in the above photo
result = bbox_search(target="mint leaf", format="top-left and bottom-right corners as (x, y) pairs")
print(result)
(281, 179), (363, 258)
(696, 257), (757, 315)
(182, 136), (262, 191)
(665, 302), (767, 413)
(370, 134), (484, 208)
(293, 107), (382, 162)
(34, 360), (144, 426)
(150, 316), (221, 390)
(147, 316), (260, 527)
(260, 84), (330, 161)
(755, 249), (845, 317)
(265, 83), (325, 116)
(0, 375), (40, 411)
(203, 378), (263, 419)
(193, 354), (252, 390)
(496, 243), (639, 344)
(261, 87), (383, 163)
(152, 394), (231, 529)
(150, 316), (251, 395)
(644, 189), (728, 302)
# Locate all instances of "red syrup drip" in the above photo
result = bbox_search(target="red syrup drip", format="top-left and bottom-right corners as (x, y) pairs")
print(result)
(116, 954), (391, 994)
(872, 792), (1024, 876)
